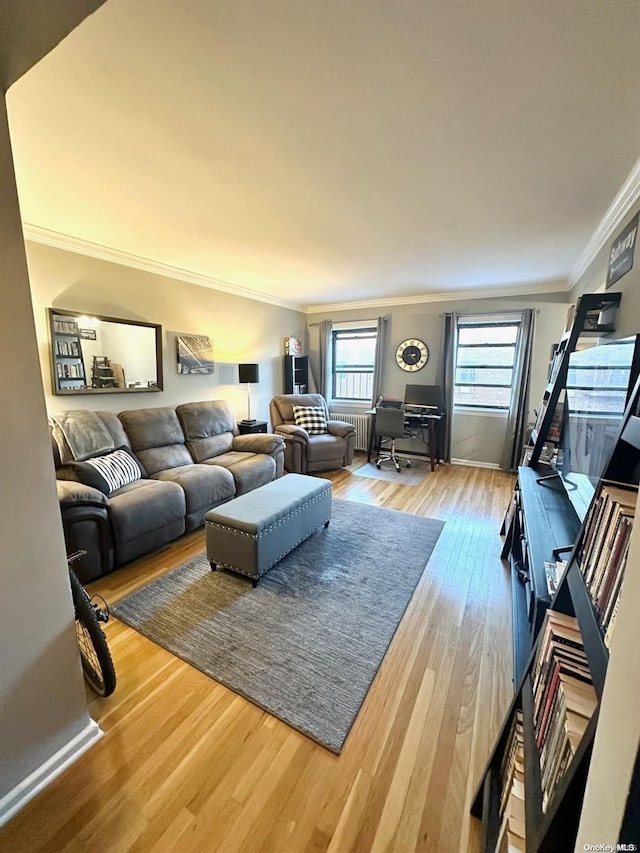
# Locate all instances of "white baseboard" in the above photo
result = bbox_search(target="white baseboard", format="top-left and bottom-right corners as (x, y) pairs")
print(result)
(0, 719), (103, 828)
(451, 457), (501, 470)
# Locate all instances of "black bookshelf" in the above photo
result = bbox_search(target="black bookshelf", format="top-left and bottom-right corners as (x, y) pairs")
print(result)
(49, 310), (87, 393)
(473, 373), (640, 853)
(527, 292), (621, 469)
(283, 355), (309, 394)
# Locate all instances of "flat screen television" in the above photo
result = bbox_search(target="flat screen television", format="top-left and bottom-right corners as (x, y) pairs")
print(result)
(404, 383), (442, 410)
(556, 335), (638, 519)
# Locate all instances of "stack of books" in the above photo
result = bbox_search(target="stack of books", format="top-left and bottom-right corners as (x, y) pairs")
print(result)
(578, 482), (636, 648)
(495, 710), (525, 852)
(531, 612), (597, 812)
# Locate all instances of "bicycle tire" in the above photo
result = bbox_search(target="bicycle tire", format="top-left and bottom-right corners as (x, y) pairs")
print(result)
(69, 570), (116, 697)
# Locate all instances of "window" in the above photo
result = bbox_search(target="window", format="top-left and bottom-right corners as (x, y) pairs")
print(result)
(454, 317), (521, 410)
(331, 326), (377, 401)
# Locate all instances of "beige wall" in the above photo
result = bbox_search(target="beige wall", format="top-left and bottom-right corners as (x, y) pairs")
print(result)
(572, 199), (640, 337)
(26, 241), (307, 426)
(574, 202), (640, 849)
(0, 0), (106, 823)
(309, 292), (570, 466)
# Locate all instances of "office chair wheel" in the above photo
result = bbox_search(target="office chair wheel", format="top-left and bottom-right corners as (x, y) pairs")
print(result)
(376, 461), (382, 469)
(405, 460), (412, 468)
(394, 462), (400, 472)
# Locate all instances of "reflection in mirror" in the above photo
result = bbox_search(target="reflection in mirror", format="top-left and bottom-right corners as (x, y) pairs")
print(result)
(48, 308), (163, 395)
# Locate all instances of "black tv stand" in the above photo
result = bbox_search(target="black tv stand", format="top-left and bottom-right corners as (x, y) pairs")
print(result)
(501, 466), (581, 684)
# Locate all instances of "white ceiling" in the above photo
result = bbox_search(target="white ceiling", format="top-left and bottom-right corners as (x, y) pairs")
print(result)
(7, 0), (640, 310)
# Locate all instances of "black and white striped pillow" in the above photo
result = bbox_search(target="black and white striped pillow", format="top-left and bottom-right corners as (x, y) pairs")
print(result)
(67, 446), (144, 495)
(292, 405), (328, 435)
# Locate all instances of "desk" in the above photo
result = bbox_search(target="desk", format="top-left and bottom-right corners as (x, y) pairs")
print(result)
(366, 409), (444, 471)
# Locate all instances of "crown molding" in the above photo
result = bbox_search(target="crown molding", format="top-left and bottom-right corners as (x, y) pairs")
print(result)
(305, 278), (570, 314)
(571, 157), (640, 287)
(21, 223), (573, 315)
(21, 224), (304, 312)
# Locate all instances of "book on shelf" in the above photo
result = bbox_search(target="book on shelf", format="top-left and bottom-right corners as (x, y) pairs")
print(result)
(284, 337), (303, 356)
(543, 560), (566, 598)
(563, 303), (576, 335)
(604, 595), (621, 649)
(577, 482), (636, 645)
(579, 484), (635, 579)
(547, 340), (568, 388)
(531, 611), (597, 813)
(546, 390), (566, 443)
(53, 318), (80, 335)
(495, 710), (526, 852)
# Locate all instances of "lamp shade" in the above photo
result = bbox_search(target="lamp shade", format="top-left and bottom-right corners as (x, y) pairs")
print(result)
(238, 363), (259, 384)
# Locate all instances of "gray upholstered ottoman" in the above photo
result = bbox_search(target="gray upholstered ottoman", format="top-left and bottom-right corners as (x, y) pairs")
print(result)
(205, 473), (332, 585)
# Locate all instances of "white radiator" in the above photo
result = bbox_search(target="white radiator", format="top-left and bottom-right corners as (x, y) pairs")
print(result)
(329, 413), (370, 451)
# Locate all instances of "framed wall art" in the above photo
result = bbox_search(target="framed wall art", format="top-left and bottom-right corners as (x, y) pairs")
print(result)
(176, 334), (215, 374)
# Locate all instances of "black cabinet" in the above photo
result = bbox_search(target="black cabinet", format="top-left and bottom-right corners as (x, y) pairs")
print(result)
(284, 355), (309, 394)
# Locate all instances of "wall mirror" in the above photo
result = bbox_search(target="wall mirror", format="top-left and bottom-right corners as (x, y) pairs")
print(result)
(48, 308), (163, 395)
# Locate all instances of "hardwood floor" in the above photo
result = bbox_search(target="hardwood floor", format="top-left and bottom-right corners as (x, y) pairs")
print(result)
(1, 459), (515, 853)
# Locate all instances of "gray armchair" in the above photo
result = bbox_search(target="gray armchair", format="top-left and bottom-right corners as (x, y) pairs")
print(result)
(269, 393), (356, 473)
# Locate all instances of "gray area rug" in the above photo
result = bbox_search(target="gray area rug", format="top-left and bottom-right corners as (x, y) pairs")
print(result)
(112, 498), (444, 753)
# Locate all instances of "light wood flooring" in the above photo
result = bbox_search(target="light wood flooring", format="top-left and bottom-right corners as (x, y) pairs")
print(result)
(2, 458), (515, 853)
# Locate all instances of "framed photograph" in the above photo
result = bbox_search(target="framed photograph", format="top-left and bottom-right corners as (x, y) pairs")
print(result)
(176, 334), (215, 374)
(78, 328), (97, 340)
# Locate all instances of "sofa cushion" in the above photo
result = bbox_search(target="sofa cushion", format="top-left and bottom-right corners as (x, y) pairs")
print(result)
(176, 400), (236, 463)
(292, 405), (328, 435)
(119, 407), (192, 475)
(207, 452), (276, 495)
(108, 479), (186, 545)
(152, 464), (235, 513)
(63, 446), (144, 495)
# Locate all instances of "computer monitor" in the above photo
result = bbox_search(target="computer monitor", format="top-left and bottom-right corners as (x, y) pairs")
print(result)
(404, 383), (442, 410)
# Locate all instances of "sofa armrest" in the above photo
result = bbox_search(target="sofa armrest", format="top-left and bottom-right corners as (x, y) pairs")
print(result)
(232, 433), (285, 455)
(327, 419), (357, 438)
(56, 479), (109, 509)
(274, 424), (309, 443)
(56, 481), (113, 581)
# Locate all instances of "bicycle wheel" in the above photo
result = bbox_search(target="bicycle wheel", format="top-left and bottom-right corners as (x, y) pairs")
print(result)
(69, 570), (116, 697)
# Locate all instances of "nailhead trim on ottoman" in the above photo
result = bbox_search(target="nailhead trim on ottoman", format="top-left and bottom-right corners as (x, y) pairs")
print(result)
(205, 473), (332, 584)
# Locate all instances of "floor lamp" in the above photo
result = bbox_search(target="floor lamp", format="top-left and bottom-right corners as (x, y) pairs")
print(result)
(238, 363), (259, 424)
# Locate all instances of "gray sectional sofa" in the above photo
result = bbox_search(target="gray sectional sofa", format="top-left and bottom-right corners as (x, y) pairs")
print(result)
(53, 400), (285, 582)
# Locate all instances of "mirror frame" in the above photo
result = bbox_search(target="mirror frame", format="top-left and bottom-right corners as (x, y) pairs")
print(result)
(48, 308), (164, 395)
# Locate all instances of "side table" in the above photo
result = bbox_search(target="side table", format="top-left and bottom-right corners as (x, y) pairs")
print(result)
(237, 420), (268, 435)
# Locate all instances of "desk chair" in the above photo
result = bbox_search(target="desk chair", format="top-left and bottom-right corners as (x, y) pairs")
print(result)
(374, 407), (411, 472)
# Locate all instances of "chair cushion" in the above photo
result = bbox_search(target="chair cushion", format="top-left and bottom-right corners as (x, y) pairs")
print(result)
(292, 405), (328, 435)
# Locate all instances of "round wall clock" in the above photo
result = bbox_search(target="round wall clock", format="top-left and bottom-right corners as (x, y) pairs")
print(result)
(395, 338), (429, 372)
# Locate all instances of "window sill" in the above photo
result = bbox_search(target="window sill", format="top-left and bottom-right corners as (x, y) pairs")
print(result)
(329, 400), (371, 411)
(454, 407), (509, 418)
